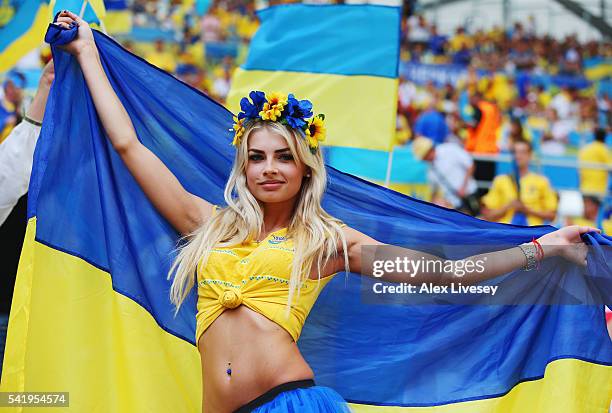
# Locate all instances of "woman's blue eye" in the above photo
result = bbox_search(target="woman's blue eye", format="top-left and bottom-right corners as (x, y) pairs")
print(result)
(279, 154), (294, 161)
(249, 154), (263, 161)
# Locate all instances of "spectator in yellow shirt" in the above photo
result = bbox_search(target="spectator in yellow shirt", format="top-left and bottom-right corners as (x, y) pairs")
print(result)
(144, 39), (177, 74)
(448, 27), (473, 52)
(578, 128), (611, 195)
(481, 139), (558, 226)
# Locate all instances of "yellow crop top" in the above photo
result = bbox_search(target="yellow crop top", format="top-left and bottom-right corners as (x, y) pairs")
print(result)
(195, 209), (340, 344)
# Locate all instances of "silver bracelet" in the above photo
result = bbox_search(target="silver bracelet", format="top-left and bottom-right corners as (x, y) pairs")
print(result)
(518, 243), (537, 271)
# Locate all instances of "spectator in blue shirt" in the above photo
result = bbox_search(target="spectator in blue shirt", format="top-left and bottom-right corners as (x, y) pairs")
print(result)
(428, 25), (447, 57)
(452, 45), (472, 66)
(414, 99), (449, 145)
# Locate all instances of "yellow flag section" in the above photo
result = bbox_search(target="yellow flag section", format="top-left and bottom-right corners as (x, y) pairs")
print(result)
(1, 218), (201, 412)
(229, 70), (398, 151)
(348, 358), (611, 411)
(227, 4), (401, 152)
(0, 0), (50, 72)
(103, 0), (132, 35)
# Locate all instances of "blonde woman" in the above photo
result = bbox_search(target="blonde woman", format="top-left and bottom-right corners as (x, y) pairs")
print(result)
(55, 11), (599, 413)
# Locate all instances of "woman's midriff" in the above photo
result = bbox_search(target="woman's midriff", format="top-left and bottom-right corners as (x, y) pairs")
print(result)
(198, 305), (314, 413)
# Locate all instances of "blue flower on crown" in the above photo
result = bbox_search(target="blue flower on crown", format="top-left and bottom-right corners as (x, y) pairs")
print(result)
(238, 91), (266, 120)
(283, 94), (313, 129)
(232, 90), (326, 153)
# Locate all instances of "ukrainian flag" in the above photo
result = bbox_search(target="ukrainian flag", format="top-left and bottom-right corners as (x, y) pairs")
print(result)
(327, 146), (432, 199)
(0, 0), (50, 72)
(50, 0), (105, 25)
(584, 57), (612, 81)
(2, 25), (611, 412)
(227, 3), (401, 152)
(103, 0), (131, 34)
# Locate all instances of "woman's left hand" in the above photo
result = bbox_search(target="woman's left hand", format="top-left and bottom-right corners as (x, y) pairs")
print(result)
(537, 225), (601, 266)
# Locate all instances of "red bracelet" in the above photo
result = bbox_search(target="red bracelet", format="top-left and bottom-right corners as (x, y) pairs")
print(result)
(531, 238), (544, 268)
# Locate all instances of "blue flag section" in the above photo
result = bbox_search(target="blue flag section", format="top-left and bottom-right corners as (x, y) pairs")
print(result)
(1, 25), (611, 412)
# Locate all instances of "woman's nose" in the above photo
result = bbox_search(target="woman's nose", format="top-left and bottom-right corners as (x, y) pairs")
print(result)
(263, 159), (278, 175)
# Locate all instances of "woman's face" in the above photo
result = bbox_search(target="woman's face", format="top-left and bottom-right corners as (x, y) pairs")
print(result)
(246, 128), (307, 205)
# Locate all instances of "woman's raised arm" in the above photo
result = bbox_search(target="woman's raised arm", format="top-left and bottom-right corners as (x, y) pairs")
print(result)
(55, 11), (211, 235)
(342, 225), (599, 284)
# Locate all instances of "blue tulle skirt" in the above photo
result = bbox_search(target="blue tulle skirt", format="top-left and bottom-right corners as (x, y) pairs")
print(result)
(250, 385), (351, 413)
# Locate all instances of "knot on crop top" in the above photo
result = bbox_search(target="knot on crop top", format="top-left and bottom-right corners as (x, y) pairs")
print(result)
(195, 224), (338, 344)
(219, 289), (242, 309)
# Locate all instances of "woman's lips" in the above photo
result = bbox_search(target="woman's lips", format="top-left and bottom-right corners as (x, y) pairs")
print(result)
(260, 181), (284, 190)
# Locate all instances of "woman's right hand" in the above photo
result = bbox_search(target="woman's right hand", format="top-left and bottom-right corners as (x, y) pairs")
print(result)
(54, 10), (97, 58)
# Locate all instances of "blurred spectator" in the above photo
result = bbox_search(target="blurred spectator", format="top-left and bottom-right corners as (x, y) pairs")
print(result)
(406, 14), (429, 47)
(597, 93), (610, 129)
(465, 92), (500, 196)
(212, 68), (232, 103)
(413, 98), (448, 145)
(201, 8), (221, 42)
(398, 76), (417, 115)
(0, 61), (53, 225)
(145, 39), (177, 73)
(540, 132), (566, 156)
(509, 39), (534, 71)
(412, 136), (477, 214)
(448, 26), (472, 53)
(578, 128), (611, 196)
(395, 113), (410, 146)
(0, 71), (26, 143)
(452, 44), (471, 66)
(428, 25), (447, 61)
(551, 86), (578, 121)
(465, 92), (500, 154)
(548, 108), (574, 144)
(566, 195), (612, 234)
(481, 139), (557, 226)
(500, 117), (525, 152)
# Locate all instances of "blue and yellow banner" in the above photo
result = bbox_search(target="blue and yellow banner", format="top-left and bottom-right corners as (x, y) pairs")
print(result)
(49, 0), (105, 25)
(1, 26), (611, 412)
(104, 0), (131, 34)
(228, 4), (401, 151)
(0, 0), (50, 72)
(326, 146), (431, 199)
(584, 57), (612, 81)
(0, 0), (107, 73)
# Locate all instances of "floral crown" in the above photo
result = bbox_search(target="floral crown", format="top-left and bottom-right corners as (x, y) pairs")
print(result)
(232, 91), (326, 153)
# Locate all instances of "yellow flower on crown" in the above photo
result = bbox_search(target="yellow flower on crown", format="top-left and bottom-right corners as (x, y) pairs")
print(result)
(232, 91), (326, 153)
(306, 114), (326, 151)
(259, 92), (288, 121)
(232, 116), (245, 146)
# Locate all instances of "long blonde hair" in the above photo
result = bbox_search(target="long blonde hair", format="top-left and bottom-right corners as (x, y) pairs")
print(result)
(168, 120), (350, 313)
